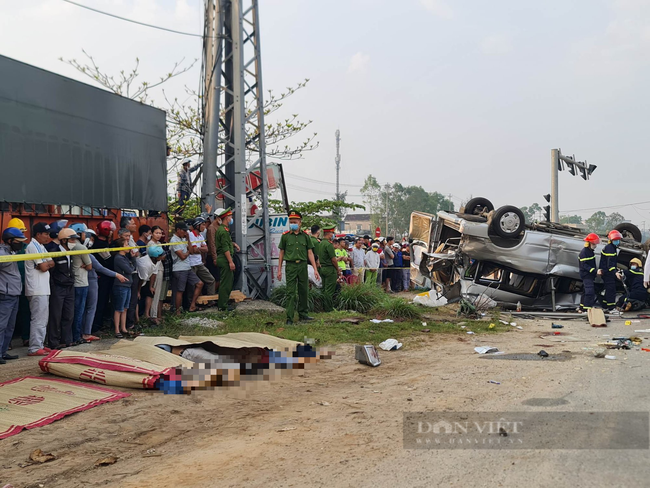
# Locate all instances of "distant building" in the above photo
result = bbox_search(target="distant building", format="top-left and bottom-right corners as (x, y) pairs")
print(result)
(343, 213), (372, 234)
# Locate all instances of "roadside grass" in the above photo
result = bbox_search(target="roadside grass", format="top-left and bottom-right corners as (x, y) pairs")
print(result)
(125, 301), (511, 346)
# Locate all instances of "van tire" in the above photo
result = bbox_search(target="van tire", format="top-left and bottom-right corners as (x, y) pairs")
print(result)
(614, 223), (642, 242)
(463, 197), (494, 216)
(492, 206), (525, 239)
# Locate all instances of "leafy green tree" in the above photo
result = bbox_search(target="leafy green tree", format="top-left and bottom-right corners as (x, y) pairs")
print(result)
(560, 214), (583, 225)
(268, 199), (364, 230)
(520, 203), (542, 223)
(605, 212), (626, 231)
(585, 211), (608, 233)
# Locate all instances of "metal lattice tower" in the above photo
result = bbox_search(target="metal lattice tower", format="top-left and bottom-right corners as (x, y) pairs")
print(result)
(201, 0), (271, 298)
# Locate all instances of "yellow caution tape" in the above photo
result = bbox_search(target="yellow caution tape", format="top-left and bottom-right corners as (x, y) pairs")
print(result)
(0, 239), (206, 264)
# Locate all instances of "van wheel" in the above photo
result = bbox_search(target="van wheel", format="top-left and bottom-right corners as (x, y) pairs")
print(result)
(492, 206), (525, 239)
(463, 197), (494, 216)
(614, 223), (642, 243)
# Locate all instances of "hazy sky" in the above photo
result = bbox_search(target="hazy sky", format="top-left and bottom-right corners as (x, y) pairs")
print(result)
(2, 0), (650, 226)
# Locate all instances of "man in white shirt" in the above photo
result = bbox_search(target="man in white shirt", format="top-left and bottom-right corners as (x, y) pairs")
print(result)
(188, 217), (216, 296)
(351, 239), (366, 283)
(24, 222), (54, 356)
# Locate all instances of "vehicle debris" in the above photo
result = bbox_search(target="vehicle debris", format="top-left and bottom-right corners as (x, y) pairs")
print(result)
(378, 339), (402, 351)
(474, 346), (500, 354)
(409, 202), (645, 311)
(354, 345), (381, 367)
(487, 380), (501, 384)
(551, 324), (564, 329)
(538, 350), (549, 358)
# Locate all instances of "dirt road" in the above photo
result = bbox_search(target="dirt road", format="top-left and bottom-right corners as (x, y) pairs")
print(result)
(2, 316), (650, 488)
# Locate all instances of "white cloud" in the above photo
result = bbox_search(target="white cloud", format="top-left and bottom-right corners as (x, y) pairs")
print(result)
(479, 34), (513, 55)
(348, 52), (370, 74)
(419, 0), (454, 19)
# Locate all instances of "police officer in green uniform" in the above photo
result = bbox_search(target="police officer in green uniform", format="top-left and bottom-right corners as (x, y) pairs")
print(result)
(215, 207), (237, 311)
(278, 211), (320, 324)
(318, 225), (342, 312)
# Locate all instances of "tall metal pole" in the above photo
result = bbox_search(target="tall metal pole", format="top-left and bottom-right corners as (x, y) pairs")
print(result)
(335, 129), (342, 231)
(201, 0), (222, 212)
(550, 148), (560, 223)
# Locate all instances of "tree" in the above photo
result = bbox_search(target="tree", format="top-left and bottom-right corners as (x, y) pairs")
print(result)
(360, 175), (453, 236)
(268, 199), (364, 231)
(520, 203), (542, 223)
(585, 211), (608, 234)
(605, 212), (626, 231)
(560, 214), (583, 225)
(61, 51), (319, 197)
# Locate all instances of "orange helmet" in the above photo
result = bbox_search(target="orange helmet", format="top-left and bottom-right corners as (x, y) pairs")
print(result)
(608, 230), (623, 241)
(584, 233), (600, 244)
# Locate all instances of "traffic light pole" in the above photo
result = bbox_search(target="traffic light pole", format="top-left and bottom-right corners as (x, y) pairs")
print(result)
(550, 149), (560, 223)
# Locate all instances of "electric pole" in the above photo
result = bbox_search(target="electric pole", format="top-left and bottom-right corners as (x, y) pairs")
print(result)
(385, 183), (390, 236)
(200, 0), (272, 298)
(335, 129), (343, 231)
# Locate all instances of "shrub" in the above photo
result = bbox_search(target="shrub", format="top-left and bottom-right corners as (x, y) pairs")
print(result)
(371, 296), (422, 320)
(269, 284), (324, 312)
(335, 282), (385, 313)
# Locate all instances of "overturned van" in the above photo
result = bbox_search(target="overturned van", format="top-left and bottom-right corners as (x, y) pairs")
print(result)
(409, 197), (647, 311)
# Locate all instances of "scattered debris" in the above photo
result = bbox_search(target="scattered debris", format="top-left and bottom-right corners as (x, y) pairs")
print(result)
(625, 321), (632, 326)
(354, 344), (381, 367)
(499, 427), (508, 437)
(378, 339), (403, 351)
(588, 309), (607, 328)
(604, 355), (617, 360)
(421, 329), (431, 333)
(466, 331), (475, 335)
(538, 350), (549, 358)
(551, 324), (564, 329)
(94, 456), (118, 467)
(369, 319), (394, 324)
(339, 318), (362, 324)
(317, 401), (330, 406)
(499, 320), (509, 325)
(421, 322), (428, 326)
(487, 380), (501, 384)
(642, 348), (650, 353)
(29, 449), (56, 464)
(489, 323), (496, 329)
(593, 348), (607, 358)
(474, 346), (499, 355)
(413, 291), (448, 308)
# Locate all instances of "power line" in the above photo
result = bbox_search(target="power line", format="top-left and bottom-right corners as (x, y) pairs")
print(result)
(560, 199), (650, 214)
(61, 0), (206, 38)
(284, 172), (363, 188)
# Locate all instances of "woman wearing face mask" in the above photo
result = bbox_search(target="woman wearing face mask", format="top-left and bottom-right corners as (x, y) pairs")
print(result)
(616, 258), (647, 312)
(597, 230), (622, 313)
(148, 226), (166, 322)
(578, 233), (600, 313)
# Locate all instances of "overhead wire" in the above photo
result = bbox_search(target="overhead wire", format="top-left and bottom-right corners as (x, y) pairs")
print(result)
(560, 199), (650, 214)
(284, 172), (363, 188)
(61, 0), (208, 38)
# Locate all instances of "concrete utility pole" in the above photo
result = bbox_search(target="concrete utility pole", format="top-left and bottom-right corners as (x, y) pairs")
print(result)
(335, 129), (343, 231)
(201, 0), (272, 298)
(550, 149), (559, 223)
(550, 148), (596, 224)
(385, 183), (390, 236)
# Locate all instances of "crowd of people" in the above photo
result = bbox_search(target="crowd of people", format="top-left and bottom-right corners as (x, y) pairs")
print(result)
(306, 227), (411, 293)
(0, 208), (237, 364)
